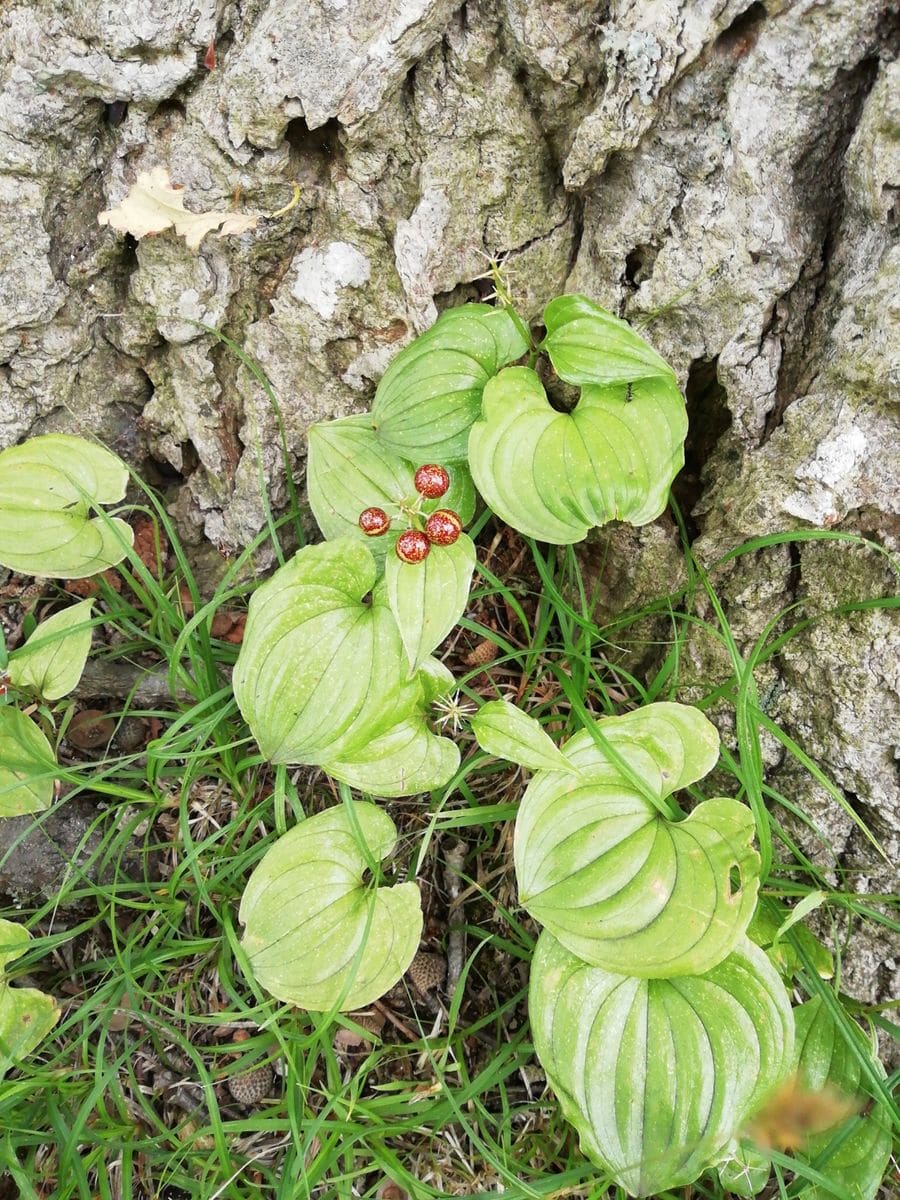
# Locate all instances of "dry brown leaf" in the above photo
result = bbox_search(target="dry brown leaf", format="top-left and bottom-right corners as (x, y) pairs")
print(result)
(98, 166), (261, 251)
(132, 516), (168, 574)
(334, 1010), (385, 1052)
(64, 569), (121, 597)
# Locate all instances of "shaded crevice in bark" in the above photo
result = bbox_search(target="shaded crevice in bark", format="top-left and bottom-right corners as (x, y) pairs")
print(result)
(103, 100), (129, 127)
(786, 537), (802, 599)
(761, 53), (883, 443)
(564, 191), (585, 284)
(712, 1), (767, 62)
(623, 241), (660, 290)
(671, 356), (732, 538)
(285, 116), (344, 169)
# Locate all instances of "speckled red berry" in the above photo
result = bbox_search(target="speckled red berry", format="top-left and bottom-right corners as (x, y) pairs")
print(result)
(358, 507), (391, 536)
(396, 529), (431, 563)
(413, 464), (450, 499)
(424, 508), (462, 546)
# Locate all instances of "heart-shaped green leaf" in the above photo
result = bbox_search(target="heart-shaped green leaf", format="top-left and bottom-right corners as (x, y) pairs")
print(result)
(541, 294), (675, 385)
(385, 534), (476, 672)
(239, 802), (422, 1011)
(233, 538), (418, 764)
(0, 707), (56, 818)
(468, 366), (687, 544)
(788, 998), (892, 1200)
(0, 435), (133, 578)
(472, 700), (575, 775)
(371, 304), (529, 463)
(514, 702), (761, 976)
(7, 599), (94, 701)
(233, 538), (458, 794)
(530, 932), (795, 1197)
(307, 414), (476, 551)
(0, 920), (60, 1077)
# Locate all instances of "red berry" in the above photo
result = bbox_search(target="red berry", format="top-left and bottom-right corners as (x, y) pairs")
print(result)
(424, 508), (462, 546)
(358, 507), (391, 536)
(413, 464), (450, 499)
(395, 530), (431, 564)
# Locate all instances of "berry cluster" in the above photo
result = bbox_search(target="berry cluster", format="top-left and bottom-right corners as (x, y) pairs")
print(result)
(357, 464), (462, 563)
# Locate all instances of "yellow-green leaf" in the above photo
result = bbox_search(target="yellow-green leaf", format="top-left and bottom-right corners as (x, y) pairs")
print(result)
(541, 294), (675, 385)
(385, 534), (475, 672)
(530, 933), (794, 1197)
(0, 707), (56, 818)
(7, 599), (94, 701)
(472, 700), (575, 775)
(514, 702), (760, 976)
(788, 998), (892, 1200)
(371, 304), (529, 463)
(0, 435), (132, 578)
(232, 539), (458, 795)
(0, 919), (60, 1078)
(239, 802), (422, 1011)
(468, 366), (687, 544)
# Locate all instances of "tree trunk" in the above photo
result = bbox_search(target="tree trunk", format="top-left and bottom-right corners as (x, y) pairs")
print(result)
(1, 0), (897, 1006)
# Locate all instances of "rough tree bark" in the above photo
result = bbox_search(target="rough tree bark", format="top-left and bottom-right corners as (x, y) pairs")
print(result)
(1, 1), (897, 1005)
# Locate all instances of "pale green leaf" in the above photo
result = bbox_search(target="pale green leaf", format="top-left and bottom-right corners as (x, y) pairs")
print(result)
(307, 414), (475, 551)
(788, 998), (892, 1200)
(371, 304), (529, 462)
(716, 1141), (772, 1196)
(530, 933), (794, 1197)
(326, 714), (461, 797)
(541, 294), (676, 385)
(468, 366), (687, 544)
(472, 700), (575, 775)
(323, 653), (459, 795)
(416, 655), (456, 704)
(239, 802), (422, 1011)
(0, 434), (133, 578)
(385, 534), (476, 672)
(514, 702), (760, 976)
(233, 538), (418, 765)
(7, 599), (94, 701)
(747, 897), (834, 980)
(773, 890), (826, 942)
(233, 538), (459, 795)
(0, 919), (60, 1077)
(0, 707), (56, 818)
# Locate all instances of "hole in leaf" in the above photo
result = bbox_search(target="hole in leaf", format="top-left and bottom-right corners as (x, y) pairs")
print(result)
(728, 865), (742, 896)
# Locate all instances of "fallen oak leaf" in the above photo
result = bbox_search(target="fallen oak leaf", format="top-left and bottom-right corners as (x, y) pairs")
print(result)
(98, 167), (299, 252)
